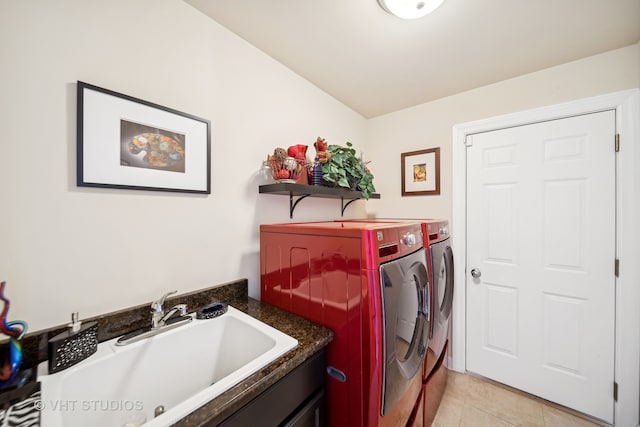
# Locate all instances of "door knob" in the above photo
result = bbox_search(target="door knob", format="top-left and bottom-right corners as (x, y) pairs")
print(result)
(471, 268), (482, 279)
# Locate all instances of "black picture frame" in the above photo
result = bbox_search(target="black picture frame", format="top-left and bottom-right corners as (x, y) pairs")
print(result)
(77, 81), (211, 194)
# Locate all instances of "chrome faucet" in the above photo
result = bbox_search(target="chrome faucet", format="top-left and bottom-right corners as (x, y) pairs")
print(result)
(116, 291), (192, 346)
(151, 291), (187, 329)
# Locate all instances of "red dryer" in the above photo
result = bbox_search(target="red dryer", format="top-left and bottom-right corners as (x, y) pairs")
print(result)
(260, 221), (430, 426)
(421, 220), (454, 426)
(339, 218), (455, 426)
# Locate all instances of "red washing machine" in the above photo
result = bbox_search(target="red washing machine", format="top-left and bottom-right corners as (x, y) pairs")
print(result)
(340, 219), (454, 426)
(260, 221), (430, 426)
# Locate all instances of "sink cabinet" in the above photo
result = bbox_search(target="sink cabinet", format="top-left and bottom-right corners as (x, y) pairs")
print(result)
(219, 349), (326, 427)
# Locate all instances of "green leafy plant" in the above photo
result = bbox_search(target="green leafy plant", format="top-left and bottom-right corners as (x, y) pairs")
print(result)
(321, 142), (376, 199)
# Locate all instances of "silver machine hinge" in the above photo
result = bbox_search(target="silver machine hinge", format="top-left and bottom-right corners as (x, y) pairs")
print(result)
(615, 134), (620, 152)
(613, 381), (618, 401)
(615, 259), (620, 277)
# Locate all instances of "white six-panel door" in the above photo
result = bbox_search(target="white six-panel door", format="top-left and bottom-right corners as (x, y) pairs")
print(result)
(465, 111), (616, 423)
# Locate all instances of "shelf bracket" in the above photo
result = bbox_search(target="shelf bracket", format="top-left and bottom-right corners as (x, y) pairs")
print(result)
(341, 197), (361, 216)
(290, 193), (311, 218)
(259, 184), (379, 219)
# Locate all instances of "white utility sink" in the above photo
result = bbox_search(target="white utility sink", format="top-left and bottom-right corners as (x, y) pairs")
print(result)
(37, 305), (298, 427)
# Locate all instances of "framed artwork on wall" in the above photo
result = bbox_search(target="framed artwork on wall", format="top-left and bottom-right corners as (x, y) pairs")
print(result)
(401, 147), (440, 196)
(77, 81), (211, 194)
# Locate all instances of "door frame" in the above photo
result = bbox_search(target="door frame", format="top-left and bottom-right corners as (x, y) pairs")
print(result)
(451, 89), (640, 426)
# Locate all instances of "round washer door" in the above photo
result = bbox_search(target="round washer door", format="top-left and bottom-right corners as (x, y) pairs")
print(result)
(379, 248), (430, 415)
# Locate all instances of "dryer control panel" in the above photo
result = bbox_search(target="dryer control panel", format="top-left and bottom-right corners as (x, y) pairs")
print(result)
(427, 220), (449, 244)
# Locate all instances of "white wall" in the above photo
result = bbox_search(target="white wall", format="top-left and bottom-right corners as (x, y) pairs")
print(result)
(366, 43), (640, 224)
(2, 1), (638, 337)
(0, 0), (367, 332)
(365, 43), (640, 427)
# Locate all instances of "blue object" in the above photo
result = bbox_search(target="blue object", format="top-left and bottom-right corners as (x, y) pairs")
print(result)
(197, 302), (228, 319)
(312, 161), (323, 186)
(0, 281), (27, 387)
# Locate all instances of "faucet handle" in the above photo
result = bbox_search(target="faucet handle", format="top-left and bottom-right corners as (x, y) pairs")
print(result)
(173, 304), (188, 316)
(151, 290), (177, 312)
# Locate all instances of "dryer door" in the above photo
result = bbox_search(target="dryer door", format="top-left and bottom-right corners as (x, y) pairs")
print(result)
(434, 242), (454, 320)
(379, 248), (430, 416)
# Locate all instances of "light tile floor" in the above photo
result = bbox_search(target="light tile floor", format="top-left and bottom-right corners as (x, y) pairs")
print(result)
(432, 371), (605, 427)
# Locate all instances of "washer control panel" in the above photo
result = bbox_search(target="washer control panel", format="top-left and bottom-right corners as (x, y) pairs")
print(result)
(375, 225), (423, 261)
(402, 232), (417, 246)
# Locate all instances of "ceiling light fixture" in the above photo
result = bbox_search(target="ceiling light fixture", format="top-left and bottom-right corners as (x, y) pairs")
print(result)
(377, 0), (444, 19)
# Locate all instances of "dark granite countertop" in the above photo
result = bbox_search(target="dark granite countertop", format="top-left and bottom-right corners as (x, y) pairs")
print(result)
(169, 282), (333, 426)
(12, 279), (332, 427)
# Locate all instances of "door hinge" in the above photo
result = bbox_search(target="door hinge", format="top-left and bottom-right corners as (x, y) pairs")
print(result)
(615, 259), (620, 277)
(615, 134), (620, 152)
(465, 135), (473, 147)
(613, 381), (618, 401)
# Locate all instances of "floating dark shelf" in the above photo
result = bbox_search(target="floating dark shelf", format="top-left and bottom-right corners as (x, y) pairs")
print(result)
(259, 183), (380, 218)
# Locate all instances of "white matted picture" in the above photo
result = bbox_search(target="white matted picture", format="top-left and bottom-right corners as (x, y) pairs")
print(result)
(401, 148), (440, 196)
(77, 81), (211, 194)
